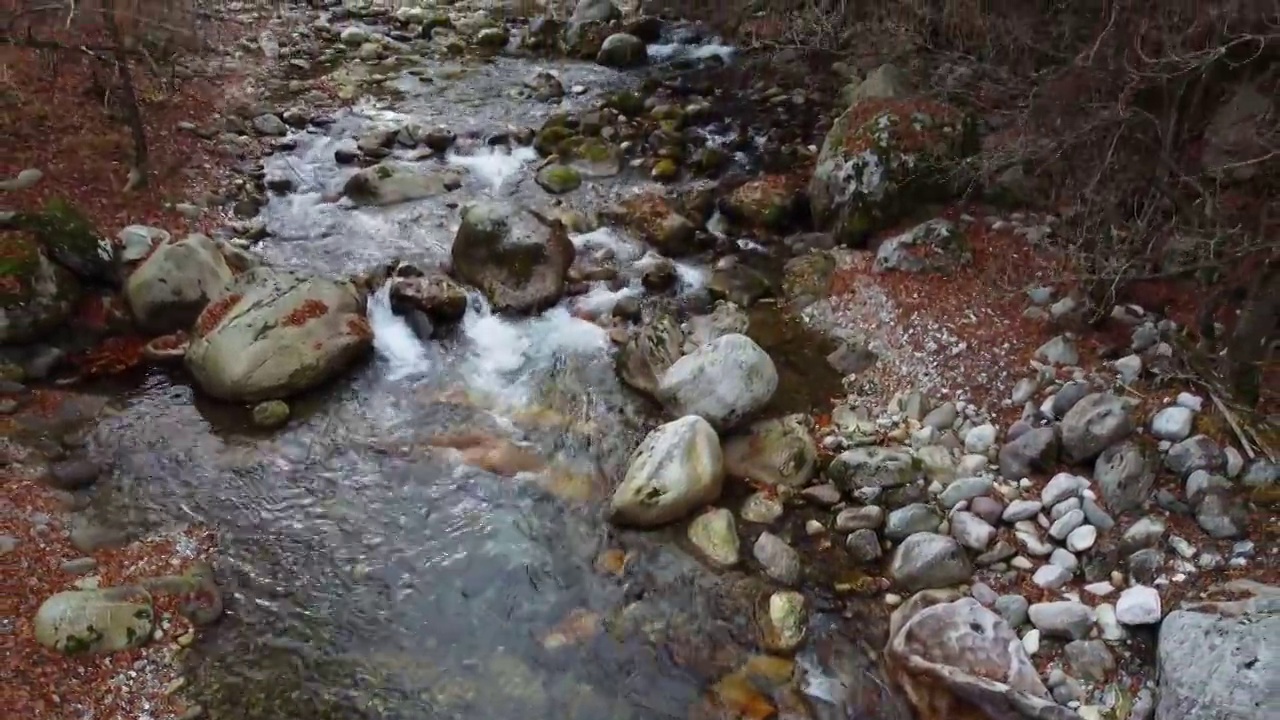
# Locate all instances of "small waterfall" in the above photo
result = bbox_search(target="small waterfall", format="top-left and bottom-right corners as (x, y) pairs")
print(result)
(445, 145), (539, 192)
(368, 281), (432, 381)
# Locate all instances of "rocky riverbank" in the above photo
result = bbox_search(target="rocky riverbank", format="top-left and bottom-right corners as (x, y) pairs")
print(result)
(2, 0), (1276, 719)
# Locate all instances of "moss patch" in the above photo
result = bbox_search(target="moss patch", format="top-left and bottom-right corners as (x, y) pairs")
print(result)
(0, 233), (43, 306)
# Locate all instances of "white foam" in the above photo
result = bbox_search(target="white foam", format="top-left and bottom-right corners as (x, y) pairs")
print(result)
(571, 227), (644, 261)
(673, 261), (709, 292)
(368, 281), (432, 380)
(572, 284), (640, 315)
(647, 41), (735, 64)
(446, 145), (538, 192)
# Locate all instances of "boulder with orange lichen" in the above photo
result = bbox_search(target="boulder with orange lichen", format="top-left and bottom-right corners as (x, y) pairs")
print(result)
(809, 96), (976, 245)
(185, 267), (372, 402)
(125, 233), (235, 333)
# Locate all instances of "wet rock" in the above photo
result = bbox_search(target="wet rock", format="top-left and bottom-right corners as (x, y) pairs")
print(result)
(609, 415), (723, 527)
(720, 175), (803, 232)
(474, 26), (509, 50)
(613, 195), (697, 255)
(722, 414), (817, 488)
(889, 533), (972, 591)
(827, 446), (917, 492)
(739, 491), (783, 524)
(46, 459), (102, 491)
(342, 162), (456, 206)
(35, 586), (153, 654)
(1165, 435), (1226, 478)
(760, 590), (806, 653)
(0, 236), (78, 343)
(251, 400), (290, 429)
(1157, 605), (1278, 720)
(687, 507), (739, 568)
(997, 426), (1059, 480)
(1094, 440), (1154, 513)
(753, 531), (801, 585)
(389, 272), (469, 323)
(845, 528), (883, 563)
(616, 310), (683, 396)
(1028, 601), (1093, 639)
(596, 32), (646, 67)
(451, 202), (574, 314)
(834, 505), (884, 532)
(885, 597), (1075, 720)
(707, 264), (771, 307)
(809, 96), (972, 244)
(186, 267), (372, 402)
(534, 163), (581, 194)
(125, 233), (234, 334)
(884, 503), (943, 541)
(657, 333), (777, 431)
(1059, 392), (1137, 463)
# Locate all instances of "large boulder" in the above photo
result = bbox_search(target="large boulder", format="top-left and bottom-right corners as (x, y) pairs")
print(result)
(564, 0), (620, 58)
(722, 414), (818, 488)
(125, 233), (234, 334)
(0, 234), (79, 343)
(886, 597), (1076, 720)
(596, 33), (646, 68)
(889, 533), (973, 591)
(342, 163), (458, 206)
(450, 203), (575, 314)
(657, 333), (778, 431)
(609, 415), (724, 527)
(34, 586), (154, 654)
(15, 198), (115, 282)
(1157, 605), (1278, 720)
(809, 97), (974, 244)
(1059, 392), (1137, 463)
(185, 267), (373, 401)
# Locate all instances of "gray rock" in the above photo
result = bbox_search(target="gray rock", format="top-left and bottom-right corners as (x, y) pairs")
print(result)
(1186, 470), (1231, 506)
(922, 402), (957, 430)
(1033, 564), (1072, 589)
(889, 533), (973, 591)
(834, 505), (884, 532)
(938, 476), (992, 508)
(1048, 508), (1086, 541)
(1049, 547), (1079, 572)
(1028, 601), (1093, 639)
(1195, 490), (1247, 539)
(610, 416), (724, 527)
(1121, 516), (1167, 553)
(975, 540), (1016, 566)
(126, 233), (234, 334)
(252, 113), (287, 136)
(885, 503), (943, 541)
(1127, 548), (1165, 583)
(963, 423), (998, 453)
(970, 581), (999, 606)
(1059, 393), (1137, 462)
(753, 531), (801, 585)
(1041, 472), (1089, 507)
(1050, 673), (1086, 704)
(1049, 380), (1091, 418)
(1002, 499), (1043, 522)
(1116, 584), (1162, 625)
(1095, 440), (1155, 513)
(1066, 524), (1098, 552)
(801, 483), (842, 506)
(739, 491), (783, 524)
(46, 459), (102, 491)
(949, 511), (996, 551)
(1081, 497), (1116, 531)
(1242, 459), (1277, 488)
(658, 334), (777, 431)
(59, 557), (98, 575)
(994, 594), (1030, 628)
(968, 495), (1003, 525)
(34, 587), (154, 653)
(827, 445), (918, 492)
(1151, 405), (1195, 441)
(845, 528), (882, 563)
(1165, 435), (1226, 478)
(1049, 496), (1082, 521)
(997, 427), (1059, 480)
(1064, 639), (1114, 682)
(1035, 334), (1078, 365)
(344, 162), (457, 207)
(1156, 607), (1278, 720)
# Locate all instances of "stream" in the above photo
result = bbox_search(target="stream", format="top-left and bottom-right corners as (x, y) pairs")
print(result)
(72, 9), (908, 720)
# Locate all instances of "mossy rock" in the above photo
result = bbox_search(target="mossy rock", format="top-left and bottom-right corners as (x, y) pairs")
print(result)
(808, 97), (977, 245)
(561, 137), (623, 177)
(0, 233), (44, 304)
(535, 164), (582, 194)
(534, 126), (578, 157)
(15, 198), (114, 282)
(650, 158), (679, 182)
(605, 90), (646, 117)
(691, 146), (729, 177)
(721, 175), (803, 231)
(0, 231), (78, 343)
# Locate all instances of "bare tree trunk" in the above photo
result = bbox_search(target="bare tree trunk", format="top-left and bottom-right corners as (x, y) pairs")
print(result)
(1225, 258), (1279, 406)
(102, 0), (149, 191)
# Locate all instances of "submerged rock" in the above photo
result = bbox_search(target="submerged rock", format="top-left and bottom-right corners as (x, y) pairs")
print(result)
(722, 414), (818, 488)
(450, 202), (575, 314)
(616, 309), (684, 396)
(656, 333), (777, 431)
(185, 267), (372, 402)
(342, 162), (458, 206)
(610, 415), (724, 527)
(687, 507), (739, 568)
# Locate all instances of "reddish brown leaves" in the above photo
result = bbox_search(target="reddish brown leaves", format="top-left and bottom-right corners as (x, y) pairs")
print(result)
(194, 292), (242, 337)
(281, 298), (329, 327)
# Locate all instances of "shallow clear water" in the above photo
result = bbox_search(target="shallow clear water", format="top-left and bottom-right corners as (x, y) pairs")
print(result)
(75, 25), (907, 720)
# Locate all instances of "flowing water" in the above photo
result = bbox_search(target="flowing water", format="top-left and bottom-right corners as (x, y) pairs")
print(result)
(73, 22), (906, 720)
